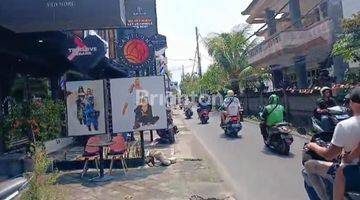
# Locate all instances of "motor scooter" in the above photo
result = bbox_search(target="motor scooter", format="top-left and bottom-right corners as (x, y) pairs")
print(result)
(156, 109), (178, 144)
(199, 109), (210, 124)
(221, 115), (242, 138)
(264, 122), (293, 155)
(312, 106), (350, 134)
(184, 107), (193, 119)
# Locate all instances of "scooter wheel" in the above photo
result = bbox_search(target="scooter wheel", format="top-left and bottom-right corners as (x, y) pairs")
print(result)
(169, 130), (175, 144)
(279, 141), (290, 155)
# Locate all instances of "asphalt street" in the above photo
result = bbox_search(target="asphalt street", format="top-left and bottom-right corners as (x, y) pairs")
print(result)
(181, 111), (309, 200)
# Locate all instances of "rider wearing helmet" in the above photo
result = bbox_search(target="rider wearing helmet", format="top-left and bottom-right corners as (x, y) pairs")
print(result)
(197, 95), (212, 117)
(260, 94), (286, 140)
(220, 90), (242, 126)
(315, 87), (337, 132)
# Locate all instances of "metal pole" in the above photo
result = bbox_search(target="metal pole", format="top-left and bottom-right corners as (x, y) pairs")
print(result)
(140, 131), (145, 164)
(150, 130), (154, 142)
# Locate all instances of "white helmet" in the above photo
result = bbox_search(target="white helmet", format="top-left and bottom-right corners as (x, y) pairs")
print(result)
(320, 87), (331, 96)
(227, 90), (235, 97)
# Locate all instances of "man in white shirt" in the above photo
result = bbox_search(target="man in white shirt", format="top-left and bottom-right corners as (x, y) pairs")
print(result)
(220, 90), (242, 126)
(304, 87), (360, 200)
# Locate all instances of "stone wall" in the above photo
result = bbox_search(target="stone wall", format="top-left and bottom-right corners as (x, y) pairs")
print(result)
(240, 91), (321, 128)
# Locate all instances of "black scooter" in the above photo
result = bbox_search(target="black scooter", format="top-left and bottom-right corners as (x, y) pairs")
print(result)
(263, 122), (293, 155)
(156, 109), (178, 144)
(259, 107), (293, 155)
(184, 107), (193, 119)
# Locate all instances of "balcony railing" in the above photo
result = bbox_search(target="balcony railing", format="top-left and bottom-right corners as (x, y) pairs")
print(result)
(248, 18), (332, 65)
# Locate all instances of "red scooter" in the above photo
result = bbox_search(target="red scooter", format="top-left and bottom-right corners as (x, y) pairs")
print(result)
(199, 109), (210, 124)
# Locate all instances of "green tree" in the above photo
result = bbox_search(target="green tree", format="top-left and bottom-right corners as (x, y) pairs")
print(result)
(333, 12), (360, 62)
(198, 64), (229, 93)
(239, 66), (272, 92)
(180, 73), (200, 95)
(204, 25), (256, 93)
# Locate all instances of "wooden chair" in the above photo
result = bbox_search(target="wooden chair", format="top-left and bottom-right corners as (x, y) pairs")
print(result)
(108, 135), (128, 175)
(81, 136), (102, 178)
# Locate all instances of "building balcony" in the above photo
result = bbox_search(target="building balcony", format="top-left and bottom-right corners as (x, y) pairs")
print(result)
(247, 19), (333, 66)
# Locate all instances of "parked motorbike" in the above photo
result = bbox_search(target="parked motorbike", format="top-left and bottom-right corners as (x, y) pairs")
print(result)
(184, 107), (193, 119)
(221, 115), (242, 137)
(263, 122), (294, 155)
(312, 106), (350, 134)
(199, 109), (210, 124)
(156, 109), (178, 144)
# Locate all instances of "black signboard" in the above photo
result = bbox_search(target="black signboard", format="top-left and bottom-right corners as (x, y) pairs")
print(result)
(125, 0), (158, 37)
(0, 0), (126, 33)
(65, 35), (107, 73)
(118, 33), (155, 71)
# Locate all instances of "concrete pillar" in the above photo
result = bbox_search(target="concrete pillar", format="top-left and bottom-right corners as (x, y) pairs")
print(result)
(272, 68), (283, 89)
(289, 0), (303, 29)
(266, 9), (277, 36)
(328, 0), (348, 82)
(294, 56), (308, 88)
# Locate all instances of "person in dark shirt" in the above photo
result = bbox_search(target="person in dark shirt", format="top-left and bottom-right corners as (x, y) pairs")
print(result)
(315, 87), (337, 132)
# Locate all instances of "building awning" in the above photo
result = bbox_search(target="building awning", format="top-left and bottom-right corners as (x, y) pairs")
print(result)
(89, 58), (128, 79)
(242, 0), (261, 15)
(0, 26), (75, 77)
(0, 26), (128, 79)
(0, 0), (126, 33)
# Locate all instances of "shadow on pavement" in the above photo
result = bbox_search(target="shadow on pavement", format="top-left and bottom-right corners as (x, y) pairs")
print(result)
(57, 166), (166, 188)
(261, 146), (296, 159)
(219, 133), (242, 141)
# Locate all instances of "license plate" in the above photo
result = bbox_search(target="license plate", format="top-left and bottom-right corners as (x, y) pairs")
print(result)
(232, 124), (240, 128)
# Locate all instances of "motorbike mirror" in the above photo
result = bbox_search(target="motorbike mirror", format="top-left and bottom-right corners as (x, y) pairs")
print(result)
(297, 127), (307, 136)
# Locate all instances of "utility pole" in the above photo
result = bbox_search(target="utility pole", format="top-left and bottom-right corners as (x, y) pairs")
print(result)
(195, 27), (202, 77)
(181, 65), (185, 79)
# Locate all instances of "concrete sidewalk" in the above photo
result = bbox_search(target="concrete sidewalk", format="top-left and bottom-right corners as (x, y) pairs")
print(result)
(57, 109), (235, 200)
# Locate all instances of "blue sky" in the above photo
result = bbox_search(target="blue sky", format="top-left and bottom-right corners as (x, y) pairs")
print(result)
(156, 0), (254, 83)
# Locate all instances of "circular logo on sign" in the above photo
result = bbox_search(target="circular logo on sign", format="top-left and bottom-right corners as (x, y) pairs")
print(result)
(124, 39), (150, 64)
(118, 34), (154, 70)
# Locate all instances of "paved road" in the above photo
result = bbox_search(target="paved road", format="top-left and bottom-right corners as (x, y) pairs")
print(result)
(182, 111), (309, 200)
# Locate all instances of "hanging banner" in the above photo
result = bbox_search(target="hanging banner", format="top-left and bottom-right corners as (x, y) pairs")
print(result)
(125, 0), (158, 37)
(66, 80), (106, 136)
(118, 33), (155, 71)
(110, 76), (167, 133)
(0, 0), (126, 33)
(150, 34), (167, 51)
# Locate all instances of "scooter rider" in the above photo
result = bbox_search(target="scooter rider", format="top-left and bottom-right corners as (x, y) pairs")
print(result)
(220, 90), (242, 126)
(304, 87), (360, 200)
(184, 97), (193, 109)
(315, 87), (337, 132)
(197, 96), (211, 117)
(259, 94), (286, 141)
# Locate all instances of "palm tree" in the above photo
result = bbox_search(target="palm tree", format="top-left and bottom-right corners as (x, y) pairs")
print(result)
(204, 25), (256, 94)
(239, 66), (272, 92)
